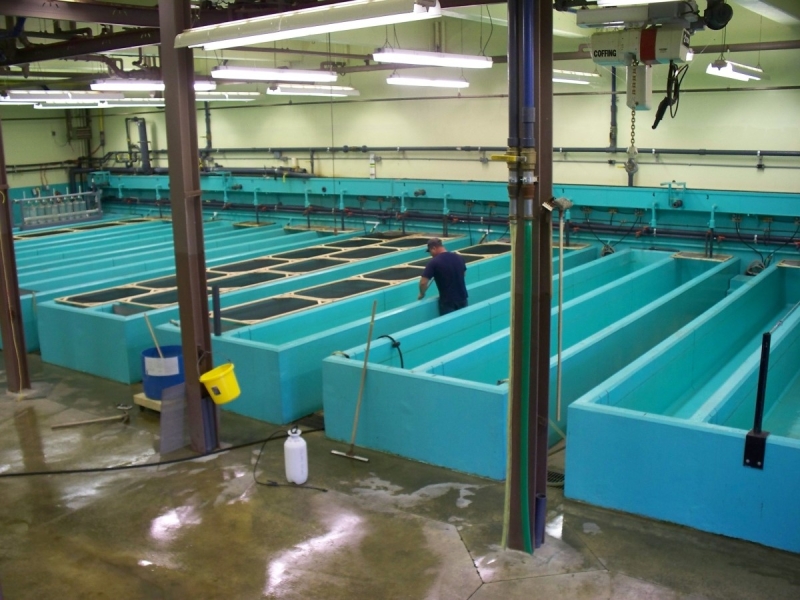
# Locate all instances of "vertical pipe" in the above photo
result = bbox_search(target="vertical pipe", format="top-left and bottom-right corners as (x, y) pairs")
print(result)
(503, 0), (552, 555)
(753, 332), (771, 434)
(136, 118), (151, 174)
(0, 118), (30, 392)
(204, 101), (212, 151)
(531, 0), (553, 550)
(610, 67), (618, 150)
(159, 0), (218, 453)
(503, 0), (526, 553)
(212, 285), (221, 337)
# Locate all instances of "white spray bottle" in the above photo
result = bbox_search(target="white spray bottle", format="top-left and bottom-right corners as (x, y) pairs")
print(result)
(284, 427), (308, 485)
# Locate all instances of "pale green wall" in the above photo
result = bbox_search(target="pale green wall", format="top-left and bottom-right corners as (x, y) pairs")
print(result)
(0, 105), (87, 189)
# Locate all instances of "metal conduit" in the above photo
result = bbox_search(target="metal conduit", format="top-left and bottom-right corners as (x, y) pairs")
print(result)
(144, 146), (800, 158)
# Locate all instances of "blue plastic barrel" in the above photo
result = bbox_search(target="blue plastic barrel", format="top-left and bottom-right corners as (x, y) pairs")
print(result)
(141, 345), (185, 400)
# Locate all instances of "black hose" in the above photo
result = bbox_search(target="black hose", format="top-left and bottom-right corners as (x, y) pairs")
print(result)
(376, 334), (404, 369)
(0, 427), (324, 478)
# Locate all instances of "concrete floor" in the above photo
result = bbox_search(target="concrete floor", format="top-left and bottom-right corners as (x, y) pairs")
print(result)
(1, 355), (799, 600)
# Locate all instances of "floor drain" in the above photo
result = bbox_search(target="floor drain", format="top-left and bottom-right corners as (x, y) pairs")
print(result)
(547, 471), (565, 487)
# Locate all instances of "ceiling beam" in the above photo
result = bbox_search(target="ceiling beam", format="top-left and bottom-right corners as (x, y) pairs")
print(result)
(0, 28), (159, 67)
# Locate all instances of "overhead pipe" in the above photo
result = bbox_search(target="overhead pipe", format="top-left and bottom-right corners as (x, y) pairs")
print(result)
(149, 145), (800, 159)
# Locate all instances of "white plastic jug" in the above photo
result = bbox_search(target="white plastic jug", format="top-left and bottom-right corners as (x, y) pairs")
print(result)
(284, 427), (308, 485)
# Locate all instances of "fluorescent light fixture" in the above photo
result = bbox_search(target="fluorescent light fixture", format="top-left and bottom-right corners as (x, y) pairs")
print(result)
(552, 77), (591, 85)
(92, 79), (164, 91)
(372, 48), (492, 69)
(551, 69), (598, 85)
(196, 91), (259, 102)
(108, 98), (168, 106)
(175, 0), (442, 51)
(34, 99), (166, 109)
(706, 58), (763, 82)
(597, 0), (677, 5)
(4, 90), (124, 102)
(34, 103), (104, 110)
(267, 84), (360, 97)
(91, 79), (216, 92)
(553, 69), (600, 78)
(386, 75), (468, 89)
(211, 66), (338, 83)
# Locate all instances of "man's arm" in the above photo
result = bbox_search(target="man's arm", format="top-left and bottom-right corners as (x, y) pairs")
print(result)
(418, 276), (431, 300)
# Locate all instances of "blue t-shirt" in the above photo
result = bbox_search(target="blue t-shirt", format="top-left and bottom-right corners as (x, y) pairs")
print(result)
(422, 251), (468, 304)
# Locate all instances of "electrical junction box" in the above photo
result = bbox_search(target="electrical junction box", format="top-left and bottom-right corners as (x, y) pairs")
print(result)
(590, 26), (691, 66)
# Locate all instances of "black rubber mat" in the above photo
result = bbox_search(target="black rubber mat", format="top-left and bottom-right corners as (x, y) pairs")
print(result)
(274, 247), (334, 259)
(460, 243), (511, 255)
(380, 238), (428, 248)
(407, 254), (481, 268)
(213, 258), (287, 273)
(216, 271), (286, 288)
(74, 222), (119, 230)
(329, 247), (396, 259)
(139, 271), (226, 289)
(323, 239), (376, 249)
(361, 232), (408, 240)
(17, 229), (68, 238)
(222, 296), (318, 322)
(298, 279), (389, 299)
(364, 266), (424, 281)
(272, 258), (347, 273)
(129, 289), (185, 306)
(66, 286), (148, 304)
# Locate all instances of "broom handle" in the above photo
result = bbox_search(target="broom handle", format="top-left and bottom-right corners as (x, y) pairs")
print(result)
(143, 313), (164, 359)
(349, 300), (378, 448)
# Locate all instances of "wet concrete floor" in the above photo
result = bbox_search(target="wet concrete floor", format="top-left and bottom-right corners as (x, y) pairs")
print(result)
(1, 355), (799, 599)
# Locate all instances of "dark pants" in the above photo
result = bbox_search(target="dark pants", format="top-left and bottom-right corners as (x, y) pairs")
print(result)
(439, 298), (468, 316)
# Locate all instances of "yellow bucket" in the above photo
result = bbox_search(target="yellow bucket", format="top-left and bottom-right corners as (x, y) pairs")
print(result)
(199, 363), (241, 405)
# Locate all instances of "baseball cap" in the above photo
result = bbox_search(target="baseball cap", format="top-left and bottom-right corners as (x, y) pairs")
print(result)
(425, 238), (443, 253)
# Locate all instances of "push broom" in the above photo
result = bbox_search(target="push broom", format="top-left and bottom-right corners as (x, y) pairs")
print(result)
(331, 299), (378, 463)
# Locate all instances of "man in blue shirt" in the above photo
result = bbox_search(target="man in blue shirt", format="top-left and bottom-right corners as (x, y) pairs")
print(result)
(418, 238), (468, 315)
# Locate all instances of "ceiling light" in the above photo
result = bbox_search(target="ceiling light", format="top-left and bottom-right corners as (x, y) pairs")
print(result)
(175, 0), (442, 51)
(211, 66), (338, 83)
(552, 68), (597, 85)
(372, 48), (492, 69)
(34, 99), (167, 110)
(267, 84), (360, 97)
(552, 77), (591, 85)
(706, 59), (763, 82)
(386, 75), (468, 89)
(4, 90), (124, 102)
(91, 79), (216, 92)
(196, 91), (259, 102)
(596, 1), (677, 5)
(34, 103), (105, 110)
(553, 69), (600, 78)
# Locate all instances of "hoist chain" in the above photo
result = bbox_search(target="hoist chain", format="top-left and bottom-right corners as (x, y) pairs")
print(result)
(630, 108), (636, 149)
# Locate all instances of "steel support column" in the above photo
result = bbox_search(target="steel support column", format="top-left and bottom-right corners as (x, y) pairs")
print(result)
(0, 119), (30, 393)
(503, 0), (552, 554)
(159, 0), (218, 453)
